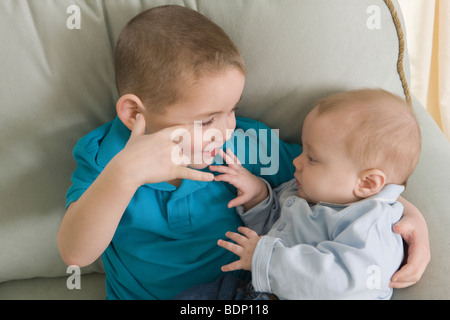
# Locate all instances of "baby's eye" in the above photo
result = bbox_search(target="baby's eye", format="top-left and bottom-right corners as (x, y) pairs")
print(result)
(308, 156), (317, 163)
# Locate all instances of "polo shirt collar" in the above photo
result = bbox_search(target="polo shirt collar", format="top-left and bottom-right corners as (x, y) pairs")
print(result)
(97, 116), (129, 169)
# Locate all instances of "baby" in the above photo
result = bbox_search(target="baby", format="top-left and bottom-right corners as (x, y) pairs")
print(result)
(177, 88), (422, 300)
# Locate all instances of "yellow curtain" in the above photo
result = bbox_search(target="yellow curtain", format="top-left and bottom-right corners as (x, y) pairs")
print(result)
(398, 0), (450, 141)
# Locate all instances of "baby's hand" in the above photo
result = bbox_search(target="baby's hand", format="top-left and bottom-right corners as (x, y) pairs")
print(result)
(210, 149), (268, 210)
(218, 226), (261, 271)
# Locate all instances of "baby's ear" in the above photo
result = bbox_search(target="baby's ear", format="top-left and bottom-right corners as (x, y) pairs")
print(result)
(116, 94), (145, 130)
(353, 169), (386, 199)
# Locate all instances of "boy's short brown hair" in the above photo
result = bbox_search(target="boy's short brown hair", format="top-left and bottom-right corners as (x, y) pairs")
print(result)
(114, 5), (245, 114)
(314, 89), (421, 186)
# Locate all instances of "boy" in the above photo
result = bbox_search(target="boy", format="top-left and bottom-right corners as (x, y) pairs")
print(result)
(58, 5), (428, 300)
(177, 89), (422, 299)
(57, 5), (300, 300)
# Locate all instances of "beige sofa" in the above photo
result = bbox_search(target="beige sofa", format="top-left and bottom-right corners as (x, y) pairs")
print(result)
(1, 0), (449, 299)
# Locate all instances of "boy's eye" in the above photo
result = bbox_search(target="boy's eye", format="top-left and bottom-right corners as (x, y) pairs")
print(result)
(202, 118), (215, 127)
(308, 156), (317, 163)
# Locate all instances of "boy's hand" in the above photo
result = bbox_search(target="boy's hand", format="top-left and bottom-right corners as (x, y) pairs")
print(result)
(390, 197), (430, 288)
(210, 149), (268, 210)
(117, 114), (214, 186)
(218, 226), (261, 271)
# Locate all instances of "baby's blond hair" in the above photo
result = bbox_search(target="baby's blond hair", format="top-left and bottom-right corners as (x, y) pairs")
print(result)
(314, 89), (421, 186)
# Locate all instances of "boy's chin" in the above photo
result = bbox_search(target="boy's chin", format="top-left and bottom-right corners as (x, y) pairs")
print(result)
(188, 162), (211, 170)
(187, 153), (217, 171)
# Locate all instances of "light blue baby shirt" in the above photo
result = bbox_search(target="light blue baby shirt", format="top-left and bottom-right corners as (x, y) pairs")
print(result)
(238, 179), (404, 300)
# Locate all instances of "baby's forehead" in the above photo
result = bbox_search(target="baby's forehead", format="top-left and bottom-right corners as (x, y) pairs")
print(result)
(306, 105), (350, 127)
(303, 108), (348, 142)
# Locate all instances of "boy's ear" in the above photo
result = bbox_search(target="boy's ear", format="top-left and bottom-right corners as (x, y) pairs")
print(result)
(116, 94), (145, 131)
(353, 169), (386, 199)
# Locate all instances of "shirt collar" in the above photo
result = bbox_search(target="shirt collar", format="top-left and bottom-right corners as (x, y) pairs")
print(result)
(368, 184), (405, 203)
(97, 116), (129, 169)
(318, 184), (405, 208)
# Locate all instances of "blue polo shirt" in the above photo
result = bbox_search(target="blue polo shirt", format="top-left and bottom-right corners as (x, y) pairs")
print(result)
(66, 116), (301, 299)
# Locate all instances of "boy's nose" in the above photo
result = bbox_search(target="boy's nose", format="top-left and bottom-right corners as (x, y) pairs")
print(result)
(224, 120), (236, 141)
(224, 127), (233, 141)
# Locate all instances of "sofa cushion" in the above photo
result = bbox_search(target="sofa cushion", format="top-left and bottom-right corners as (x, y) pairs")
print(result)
(0, 0), (449, 299)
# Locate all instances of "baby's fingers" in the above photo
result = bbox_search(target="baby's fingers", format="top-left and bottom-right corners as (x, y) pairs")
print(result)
(218, 149), (241, 166)
(221, 260), (243, 272)
(237, 226), (259, 239)
(217, 239), (244, 272)
(209, 165), (236, 175)
(227, 192), (251, 208)
(218, 237), (244, 254)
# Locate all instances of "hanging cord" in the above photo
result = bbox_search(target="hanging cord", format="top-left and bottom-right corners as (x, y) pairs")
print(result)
(384, 0), (412, 106)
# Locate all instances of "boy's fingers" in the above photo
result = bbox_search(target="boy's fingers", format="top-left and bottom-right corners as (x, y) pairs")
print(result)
(129, 113), (146, 138)
(157, 124), (191, 144)
(390, 264), (419, 288)
(389, 244), (427, 288)
(389, 281), (415, 289)
(175, 166), (214, 182)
